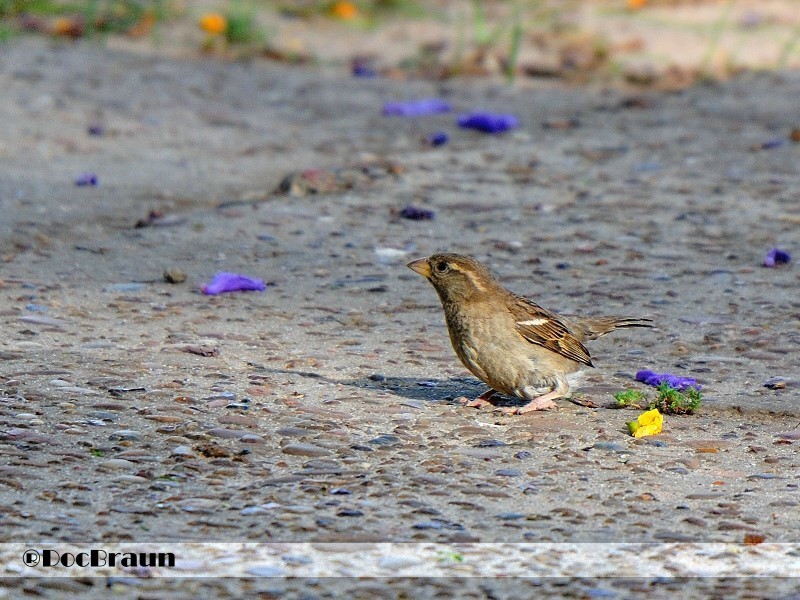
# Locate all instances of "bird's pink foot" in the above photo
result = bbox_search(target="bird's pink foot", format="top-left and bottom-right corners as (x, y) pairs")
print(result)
(496, 390), (561, 415)
(460, 389), (500, 409)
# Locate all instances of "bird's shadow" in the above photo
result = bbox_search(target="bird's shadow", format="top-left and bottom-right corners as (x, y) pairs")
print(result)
(342, 374), (486, 403)
(255, 367), (532, 407)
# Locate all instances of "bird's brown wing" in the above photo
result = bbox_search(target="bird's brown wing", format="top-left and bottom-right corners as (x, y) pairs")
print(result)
(509, 296), (594, 366)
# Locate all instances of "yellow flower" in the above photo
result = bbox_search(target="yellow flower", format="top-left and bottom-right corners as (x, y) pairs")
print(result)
(199, 13), (227, 36)
(628, 0), (646, 9)
(627, 409), (663, 438)
(330, 1), (358, 20)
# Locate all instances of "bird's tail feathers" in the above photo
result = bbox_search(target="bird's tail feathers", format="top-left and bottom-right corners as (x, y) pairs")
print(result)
(574, 316), (654, 341)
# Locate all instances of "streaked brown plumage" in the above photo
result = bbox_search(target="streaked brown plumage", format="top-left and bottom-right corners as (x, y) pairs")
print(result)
(407, 253), (653, 414)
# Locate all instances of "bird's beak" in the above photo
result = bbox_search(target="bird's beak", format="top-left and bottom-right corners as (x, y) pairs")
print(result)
(407, 257), (431, 278)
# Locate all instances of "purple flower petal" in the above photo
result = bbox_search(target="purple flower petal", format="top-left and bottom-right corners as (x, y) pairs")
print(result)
(457, 112), (518, 134)
(352, 63), (378, 78)
(75, 172), (98, 186)
(763, 248), (791, 267)
(761, 137), (785, 150)
(426, 131), (449, 147)
(382, 99), (451, 117)
(201, 272), (266, 295)
(399, 205), (435, 221)
(635, 369), (701, 391)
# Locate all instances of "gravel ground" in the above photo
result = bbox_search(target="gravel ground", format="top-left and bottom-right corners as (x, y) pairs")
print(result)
(1, 37), (799, 597)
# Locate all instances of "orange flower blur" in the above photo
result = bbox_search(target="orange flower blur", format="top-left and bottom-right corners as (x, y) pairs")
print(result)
(331, 1), (358, 20)
(199, 13), (227, 36)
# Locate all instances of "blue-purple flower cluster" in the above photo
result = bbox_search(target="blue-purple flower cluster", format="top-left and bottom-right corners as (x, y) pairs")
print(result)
(382, 98), (452, 117)
(763, 248), (790, 267)
(201, 272), (266, 295)
(456, 112), (518, 134)
(75, 172), (98, 186)
(399, 205), (435, 221)
(635, 369), (701, 391)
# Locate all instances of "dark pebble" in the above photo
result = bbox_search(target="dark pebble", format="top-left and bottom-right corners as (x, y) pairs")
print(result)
(336, 509), (364, 517)
(476, 439), (507, 447)
(496, 512), (525, 520)
(281, 555), (312, 566)
(494, 469), (521, 477)
(413, 521), (443, 530)
(514, 451), (532, 459)
(349, 444), (374, 452)
(764, 376), (790, 390)
(399, 205), (435, 221)
(368, 434), (400, 446)
(591, 442), (627, 452)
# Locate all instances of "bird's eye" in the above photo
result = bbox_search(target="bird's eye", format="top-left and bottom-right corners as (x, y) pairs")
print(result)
(435, 261), (449, 273)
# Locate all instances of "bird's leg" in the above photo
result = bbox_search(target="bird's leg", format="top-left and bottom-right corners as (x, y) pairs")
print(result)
(461, 388), (501, 409)
(497, 378), (569, 415)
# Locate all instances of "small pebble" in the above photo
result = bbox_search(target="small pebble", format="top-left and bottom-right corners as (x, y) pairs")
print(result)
(282, 555), (313, 566)
(476, 439), (506, 448)
(494, 469), (521, 477)
(19, 315), (66, 327)
(207, 428), (248, 439)
(109, 430), (141, 441)
(282, 443), (332, 457)
(591, 442), (627, 452)
(245, 565), (285, 577)
(378, 556), (420, 570)
(368, 434), (400, 446)
(163, 268), (187, 284)
(764, 377), (789, 390)
(496, 512), (525, 520)
(98, 459), (136, 471)
(240, 506), (269, 515)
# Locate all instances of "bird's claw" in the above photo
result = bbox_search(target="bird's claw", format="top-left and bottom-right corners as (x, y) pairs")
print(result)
(458, 396), (496, 409)
(494, 397), (557, 415)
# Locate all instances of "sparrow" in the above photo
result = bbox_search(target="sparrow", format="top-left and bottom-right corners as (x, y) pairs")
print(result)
(407, 253), (653, 415)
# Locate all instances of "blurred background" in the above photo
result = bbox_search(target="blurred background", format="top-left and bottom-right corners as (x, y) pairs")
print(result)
(3, 0), (800, 89)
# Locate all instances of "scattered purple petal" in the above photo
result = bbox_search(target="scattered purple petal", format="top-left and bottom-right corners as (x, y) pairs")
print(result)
(761, 137), (785, 150)
(87, 124), (105, 136)
(763, 248), (791, 267)
(75, 172), (98, 186)
(382, 98), (451, 117)
(636, 369), (701, 391)
(426, 131), (449, 146)
(201, 272), (266, 295)
(457, 112), (518, 134)
(399, 205), (435, 221)
(352, 61), (378, 78)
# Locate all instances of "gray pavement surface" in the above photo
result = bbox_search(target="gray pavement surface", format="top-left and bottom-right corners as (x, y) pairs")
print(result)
(1, 37), (799, 597)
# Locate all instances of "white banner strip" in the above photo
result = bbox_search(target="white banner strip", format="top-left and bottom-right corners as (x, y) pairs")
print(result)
(2, 543), (799, 578)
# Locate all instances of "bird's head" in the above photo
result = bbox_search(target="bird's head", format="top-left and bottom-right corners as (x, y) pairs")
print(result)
(407, 253), (498, 304)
